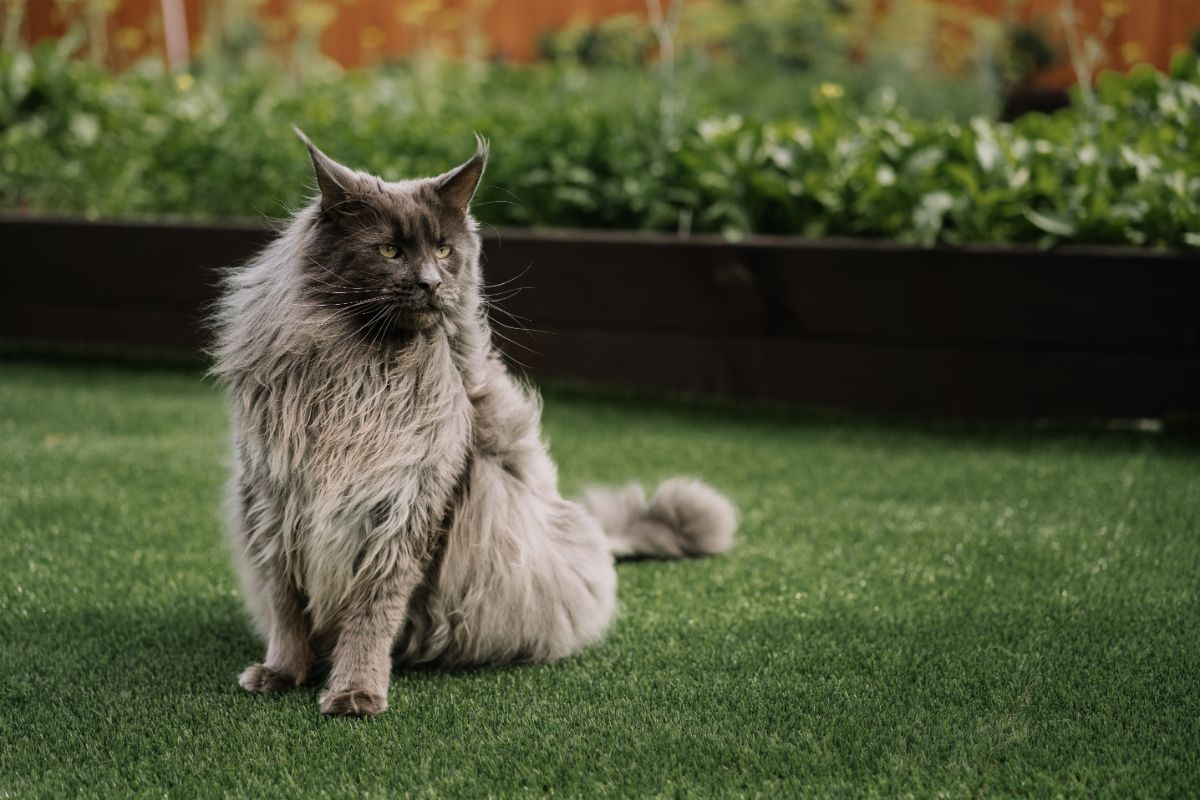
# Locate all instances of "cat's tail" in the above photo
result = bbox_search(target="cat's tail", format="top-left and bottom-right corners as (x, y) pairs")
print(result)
(581, 478), (737, 560)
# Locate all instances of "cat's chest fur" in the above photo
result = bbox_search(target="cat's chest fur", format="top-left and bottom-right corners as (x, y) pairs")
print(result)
(232, 331), (473, 626)
(240, 335), (467, 529)
(310, 345), (463, 480)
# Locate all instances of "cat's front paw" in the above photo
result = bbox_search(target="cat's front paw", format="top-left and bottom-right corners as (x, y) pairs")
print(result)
(239, 663), (299, 694)
(319, 688), (388, 718)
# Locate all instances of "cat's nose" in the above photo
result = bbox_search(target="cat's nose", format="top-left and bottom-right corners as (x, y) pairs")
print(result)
(416, 265), (442, 295)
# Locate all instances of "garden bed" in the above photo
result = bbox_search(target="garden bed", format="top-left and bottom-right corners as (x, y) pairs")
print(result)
(2, 214), (1197, 418)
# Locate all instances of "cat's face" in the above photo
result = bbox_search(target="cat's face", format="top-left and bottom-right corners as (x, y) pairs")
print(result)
(298, 131), (487, 338)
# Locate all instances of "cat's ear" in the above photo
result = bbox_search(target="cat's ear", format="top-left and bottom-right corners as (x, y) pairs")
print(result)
(294, 126), (358, 215)
(435, 135), (489, 216)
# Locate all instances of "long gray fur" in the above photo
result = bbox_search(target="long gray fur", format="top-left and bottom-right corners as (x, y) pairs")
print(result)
(210, 131), (737, 717)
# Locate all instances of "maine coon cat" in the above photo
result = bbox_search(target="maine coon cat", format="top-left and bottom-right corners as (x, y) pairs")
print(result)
(211, 130), (737, 717)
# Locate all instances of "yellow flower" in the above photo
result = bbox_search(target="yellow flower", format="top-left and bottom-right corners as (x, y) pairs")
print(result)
(295, 1), (337, 31)
(115, 27), (144, 52)
(1102, 0), (1129, 19)
(174, 73), (194, 92)
(818, 82), (845, 99)
(359, 25), (386, 50)
(263, 19), (289, 41)
(1120, 41), (1147, 65)
(397, 0), (440, 27)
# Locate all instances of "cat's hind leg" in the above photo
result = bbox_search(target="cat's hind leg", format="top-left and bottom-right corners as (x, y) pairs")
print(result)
(398, 458), (618, 668)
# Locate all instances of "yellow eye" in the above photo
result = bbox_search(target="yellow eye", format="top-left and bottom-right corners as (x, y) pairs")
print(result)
(434, 244), (453, 259)
(378, 243), (398, 259)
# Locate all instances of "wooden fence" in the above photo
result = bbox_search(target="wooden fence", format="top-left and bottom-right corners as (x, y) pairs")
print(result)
(2, 215), (1197, 419)
(21, 0), (646, 67)
(936, 0), (1200, 85)
(19, 0), (1200, 75)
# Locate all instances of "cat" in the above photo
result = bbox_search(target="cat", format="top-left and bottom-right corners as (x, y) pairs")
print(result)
(210, 129), (737, 717)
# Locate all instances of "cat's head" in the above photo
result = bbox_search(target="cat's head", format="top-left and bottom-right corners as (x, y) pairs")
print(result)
(295, 128), (487, 337)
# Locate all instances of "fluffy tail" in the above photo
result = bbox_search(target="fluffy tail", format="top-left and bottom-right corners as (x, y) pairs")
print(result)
(581, 478), (737, 559)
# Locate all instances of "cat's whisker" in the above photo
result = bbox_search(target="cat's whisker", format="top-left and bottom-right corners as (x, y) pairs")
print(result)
(485, 286), (531, 304)
(286, 306), (379, 332)
(487, 325), (541, 358)
(298, 299), (390, 335)
(342, 302), (395, 349)
(303, 256), (372, 293)
(479, 222), (502, 248)
(485, 302), (535, 325)
(487, 314), (553, 339)
(357, 299), (393, 352)
(368, 306), (400, 353)
(484, 303), (528, 324)
(487, 296), (544, 331)
(303, 272), (370, 291)
(487, 185), (523, 203)
(318, 296), (386, 311)
(286, 296), (383, 311)
(480, 262), (535, 291)
(302, 269), (363, 290)
(491, 341), (535, 372)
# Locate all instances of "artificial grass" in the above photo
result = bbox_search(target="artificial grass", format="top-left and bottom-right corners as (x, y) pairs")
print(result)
(0, 359), (1197, 798)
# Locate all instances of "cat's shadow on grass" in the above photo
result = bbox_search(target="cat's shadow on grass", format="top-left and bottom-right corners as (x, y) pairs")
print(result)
(10, 596), (538, 709)
(11, 598), (261, 701)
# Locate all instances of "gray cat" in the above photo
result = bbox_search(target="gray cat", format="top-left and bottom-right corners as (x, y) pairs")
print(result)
(210, 130), (737, 717)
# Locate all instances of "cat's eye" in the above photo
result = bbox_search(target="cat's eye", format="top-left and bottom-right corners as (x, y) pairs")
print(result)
(434, 244), (453, 259)
(378, 243), (398, 259)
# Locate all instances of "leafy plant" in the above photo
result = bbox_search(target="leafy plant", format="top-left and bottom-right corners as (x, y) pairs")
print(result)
(1, 44), (1197, 249)
(537, 14), (653, 68)
(1002, 21), (1058, 86)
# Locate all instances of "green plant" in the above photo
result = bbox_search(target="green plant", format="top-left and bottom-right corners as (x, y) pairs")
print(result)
(1, 44), (1197, 249)
(537, 14), (653, 68)
(679, 0), (857, 71)
(667, 52), (1200, 247)
(1002, 21), (1058, 86)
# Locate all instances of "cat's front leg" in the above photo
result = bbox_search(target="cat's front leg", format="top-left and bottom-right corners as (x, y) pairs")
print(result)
(231, 479), (315, 694)
(319, 556), (425, 717)
(238, 556), (315, 694)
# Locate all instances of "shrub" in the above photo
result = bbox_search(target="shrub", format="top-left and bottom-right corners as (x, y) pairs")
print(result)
(1, 43), (1197, 249)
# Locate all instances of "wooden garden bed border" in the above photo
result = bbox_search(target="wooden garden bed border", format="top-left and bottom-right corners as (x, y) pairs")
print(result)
(2, 215), (1197, 418)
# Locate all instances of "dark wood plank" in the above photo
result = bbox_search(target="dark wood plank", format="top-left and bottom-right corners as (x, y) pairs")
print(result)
(3, 216), (1198, 418)
(503, 328), (1200, 418)
(0, 301), (201, 350)
(6, 217), (1197, 350)
(1, 217), (270, 305)
(481, 231), (1200, 349)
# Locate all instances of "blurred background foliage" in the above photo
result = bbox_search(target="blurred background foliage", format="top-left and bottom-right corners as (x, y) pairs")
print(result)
(1, 0), (1199, 248)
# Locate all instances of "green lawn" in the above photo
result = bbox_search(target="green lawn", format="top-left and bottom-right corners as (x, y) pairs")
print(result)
(1, 359), (1197, 798)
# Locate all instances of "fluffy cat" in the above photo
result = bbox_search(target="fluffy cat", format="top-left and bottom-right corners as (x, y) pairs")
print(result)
(210, 130), (737, 717)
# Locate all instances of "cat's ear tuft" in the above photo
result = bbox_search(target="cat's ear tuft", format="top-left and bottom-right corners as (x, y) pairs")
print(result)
(435, 135), (489, 216)
(294, 126), (358, 215)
